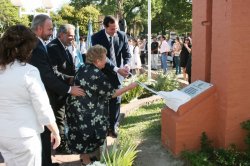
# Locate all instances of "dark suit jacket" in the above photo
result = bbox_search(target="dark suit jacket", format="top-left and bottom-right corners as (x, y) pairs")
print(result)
(47, 38), (75, 83)
(47, 38), (76, 109)
(30, 40), (69, 109)
(92, 29), (131, 87)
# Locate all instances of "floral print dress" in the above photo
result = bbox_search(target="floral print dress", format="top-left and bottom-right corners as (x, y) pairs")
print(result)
(66, 64), (115, 154)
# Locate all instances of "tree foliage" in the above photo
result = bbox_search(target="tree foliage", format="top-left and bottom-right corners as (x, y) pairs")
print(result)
(69, 0), (192, 36)
(75, 5), (100, 35)
(0, 0), (192, 37)
(50, 11), (68, 27)
(156, 0), (192, 34)
(55, 4), (100, 35)
(70, 0), (105, 10)
(0, 0), (29, 34)
(125, 0), (192, 36)
(58, 4), (75, 24)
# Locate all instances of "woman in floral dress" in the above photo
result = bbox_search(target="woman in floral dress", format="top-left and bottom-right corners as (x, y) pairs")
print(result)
(66, 45), (137, 165)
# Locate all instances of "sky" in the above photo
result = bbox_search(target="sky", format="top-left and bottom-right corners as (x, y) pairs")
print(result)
(11, 0), (70, 11)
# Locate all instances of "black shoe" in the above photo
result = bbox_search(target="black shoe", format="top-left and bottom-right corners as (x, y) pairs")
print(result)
(81, 157), (98, 162)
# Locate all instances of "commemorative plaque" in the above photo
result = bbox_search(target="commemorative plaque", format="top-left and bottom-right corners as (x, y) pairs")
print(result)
(180, 80), (213, 98)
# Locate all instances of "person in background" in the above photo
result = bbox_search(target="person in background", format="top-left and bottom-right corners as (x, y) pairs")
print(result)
(186, 50), (192, 84)
(68, 40), (84, 70)
(91, 15), (131, 138)
(139, 38), (147, 67)
(79, 36), (87, 63)
(128, 38), (134, 75)
(159, 35), (170, 74)
(151, 37), (159, 70)
(66, 45), (137, 165)
(180, 37), (192, 81)
(47, 24), (85, 153)
(130, 38), (141, 75)
(0, 25), (60, 166)
(128, 38), (134, 55)
(173, 36), (182, 75)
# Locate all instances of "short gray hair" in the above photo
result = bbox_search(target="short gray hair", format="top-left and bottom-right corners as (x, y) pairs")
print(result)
(31, 14), (51, 32)
(57, 24), (75, 37)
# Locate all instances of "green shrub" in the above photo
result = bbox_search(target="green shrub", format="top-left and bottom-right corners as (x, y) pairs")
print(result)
(182, 122), (250, 166)
(181, 151), (213, 166)
(200, 132), (214, 155)
(121, 72), (180, 103)
(213, 145), (242, 166)
(154, 72), (180, 92)
(241, 120), (250, 155)
(101, 137), (139, 166)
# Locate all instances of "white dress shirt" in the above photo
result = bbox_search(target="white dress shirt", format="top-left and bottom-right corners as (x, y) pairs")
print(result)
(160, 40), (170, 54)
(105, 31), (120, 72)
(0, 61), (56, 138)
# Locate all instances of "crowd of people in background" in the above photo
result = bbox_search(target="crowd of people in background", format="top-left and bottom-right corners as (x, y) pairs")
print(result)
(125, 33), (192, 84)
(0, 13), (192, 166)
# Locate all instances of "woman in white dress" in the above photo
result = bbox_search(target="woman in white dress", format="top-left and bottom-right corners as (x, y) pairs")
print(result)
(130, 38), (141, 75)
(0, 25), (60, 166)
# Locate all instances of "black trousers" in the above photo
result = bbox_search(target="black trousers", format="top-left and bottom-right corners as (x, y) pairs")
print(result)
(140, 52), (146, 65)
(53, 105), (66, 141)
(41, 127), (52, 166)
(108, 96), (121, 131)
(51, 96), (67, 143)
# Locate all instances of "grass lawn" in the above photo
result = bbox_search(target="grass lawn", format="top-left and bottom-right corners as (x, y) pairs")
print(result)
(119, 101), (164, 143)
(117, 101), (185, 166)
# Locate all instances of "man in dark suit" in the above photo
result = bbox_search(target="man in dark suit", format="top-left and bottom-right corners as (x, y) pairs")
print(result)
(92, 15), (131, 138)
(47, 24), (84, 152)
(30, 15), (84, 166)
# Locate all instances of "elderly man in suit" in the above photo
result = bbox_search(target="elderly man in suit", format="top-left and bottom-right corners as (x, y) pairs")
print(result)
(30, 15), (84, 166)
(92, 15), (131, 138)
(47, 24), (84, 152)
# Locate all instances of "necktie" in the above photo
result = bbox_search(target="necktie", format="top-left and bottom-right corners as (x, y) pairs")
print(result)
(109, 36), (117, 66)
(43, 43), (47, 53)
(65, 48), (73, 65)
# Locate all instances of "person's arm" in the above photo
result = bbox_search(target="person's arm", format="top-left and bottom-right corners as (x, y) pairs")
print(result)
(119, 32), (131, 77)
(121, 32), (131, 66)
(30, 46), (69, 96)
(47, 45), (85, 97)
(47, 45), (74, 82)
(184, 43), (191, 53)
(92, 32), (129, 77)
(46, 122), (60, 149)
(25, 67), (61, 149)
(94, 70), (137, 99)
(112, 82), (137, 98)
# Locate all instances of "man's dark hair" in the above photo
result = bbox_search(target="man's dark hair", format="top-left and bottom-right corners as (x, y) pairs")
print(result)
(103, 15), (116, 27)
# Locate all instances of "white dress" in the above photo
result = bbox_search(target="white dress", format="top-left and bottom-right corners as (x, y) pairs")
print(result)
(130, 46), (141, 69)
(0, 61), (56, 166)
